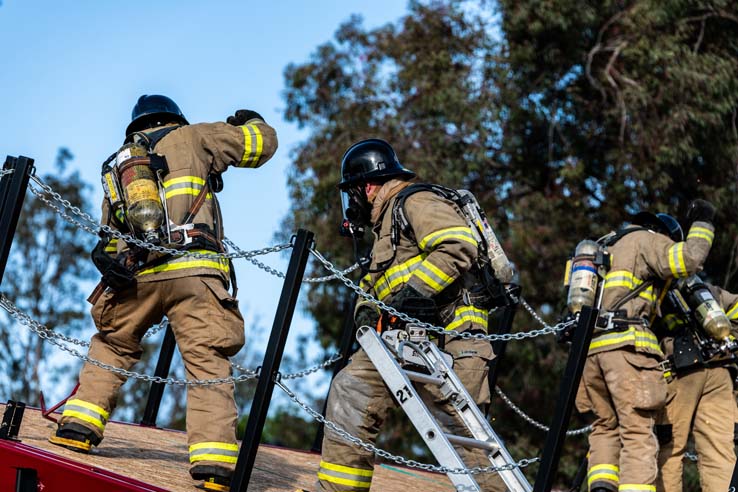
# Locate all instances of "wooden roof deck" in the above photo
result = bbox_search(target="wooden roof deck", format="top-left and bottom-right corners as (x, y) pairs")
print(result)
(8, 405), (456, 491)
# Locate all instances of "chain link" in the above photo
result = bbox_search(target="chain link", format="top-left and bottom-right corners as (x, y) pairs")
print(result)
(230, 353), (342, 379)
(0, 168), (15, 177)
(309, 248), (575, 342)
(276, 379), (540, 475)
(494, 387), (591, 436)
(28, 175), (291, 261)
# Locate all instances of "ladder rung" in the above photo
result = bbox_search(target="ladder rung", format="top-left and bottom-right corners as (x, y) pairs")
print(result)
(404, 370), (444, 386)
(445, 433), (500, 452)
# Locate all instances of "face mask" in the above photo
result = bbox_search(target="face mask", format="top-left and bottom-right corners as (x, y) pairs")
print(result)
(339, 187), (371, 237)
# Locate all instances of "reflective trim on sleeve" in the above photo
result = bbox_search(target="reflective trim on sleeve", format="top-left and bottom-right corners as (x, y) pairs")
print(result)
(418, 226), (477, 251)
(238, 123), (264, 168)
(588, 463), (619, 488)
(318, 460), (373, 489)
(668, 243), (687, 278)
(163, 176), (212, 199)
(189, 441), (239, 464)
(638, 285), (656, 303)
(687, 226), (714, 246)
(603, 270), (642, 290)
(105, 238), (119, 254)
(373, 255), (424, 300)
(445, 305), (488, 332)
(61, 399), (109, 431)
(137, 249), (229, 276)
(411, 259), (455, 293)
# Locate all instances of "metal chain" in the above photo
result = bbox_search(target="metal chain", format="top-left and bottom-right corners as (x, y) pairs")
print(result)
(230, 353), (342, 379)
(28, 175), (291, 261)
(275, 379), (540, 475)
(494, 387), (592, 436)
(0, 168), (15, 177)
(685, 451), (698, 462)
(308, 248), (575, 342)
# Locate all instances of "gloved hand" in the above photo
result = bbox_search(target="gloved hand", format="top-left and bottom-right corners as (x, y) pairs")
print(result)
(389, 284), (438, 324)
(354, 305), (380, 329)
(226, 109), (264, 126)
(90, 239), (136, 291)
(686, 199), (716, 225)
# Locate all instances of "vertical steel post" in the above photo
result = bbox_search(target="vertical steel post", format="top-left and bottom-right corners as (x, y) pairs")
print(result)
(486, 302), (519, 402)
(231, 229), (314, 491)
(311, 293), (358, 452)
(140, 322), (176, 427)
(533, 307), (598, 492)
(0, 156), (34, 286)
(730, 458), (738, 490)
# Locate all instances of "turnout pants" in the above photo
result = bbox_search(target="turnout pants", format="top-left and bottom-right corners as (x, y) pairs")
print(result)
(656, 366), (735, 492)
(318, 337), (508, 491)
(576, 348), (667, 492)
(59, 275), (245, 473)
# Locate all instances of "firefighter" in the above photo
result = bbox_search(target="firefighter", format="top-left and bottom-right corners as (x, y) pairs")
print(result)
(48, 95), (278, 491)
(574, 203), (716, 492)
(316, 139), (507, 491)
(654, 280), (738, 491)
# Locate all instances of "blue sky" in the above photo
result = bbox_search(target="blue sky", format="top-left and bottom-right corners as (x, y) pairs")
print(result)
(0, 1), (409, 403)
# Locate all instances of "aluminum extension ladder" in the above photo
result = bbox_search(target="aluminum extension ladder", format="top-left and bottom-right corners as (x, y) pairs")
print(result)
(356, 325), (532, 492)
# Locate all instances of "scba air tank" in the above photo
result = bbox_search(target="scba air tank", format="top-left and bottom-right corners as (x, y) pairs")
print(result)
(457, 190), (514, 283)
(683, 276), (731, 340)
(567, 240), (600, 314)
(116, 143), (165, 241)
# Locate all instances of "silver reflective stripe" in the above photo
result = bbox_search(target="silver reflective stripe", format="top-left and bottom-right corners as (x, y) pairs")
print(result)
(63, 402), (107, 424)
(189, 447), (239, 459)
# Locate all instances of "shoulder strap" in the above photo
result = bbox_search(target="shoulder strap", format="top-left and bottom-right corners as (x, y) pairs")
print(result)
(599, 226), (649, 248)
(391, 183), (460, 245)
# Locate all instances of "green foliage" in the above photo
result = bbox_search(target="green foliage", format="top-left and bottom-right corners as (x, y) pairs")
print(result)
(282, 0), (738, 487)
(0, 148), (96, 404)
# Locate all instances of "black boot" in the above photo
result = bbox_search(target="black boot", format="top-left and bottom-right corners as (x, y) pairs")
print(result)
(48, 422), (101, 454)
(191, 465), (232, 491)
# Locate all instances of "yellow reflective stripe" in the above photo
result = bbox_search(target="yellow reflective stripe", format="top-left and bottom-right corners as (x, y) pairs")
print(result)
(668, 243), (687, 278)
(137, 250), (229, 276)
(639, 286), (656, 302)
(412, 260), (454, 293)
(687, 226), (714, 245)
(239, 123), (263, 167)
(318, 460), (373, 488)
(319, 461), (373, 477)
(164, 188), (212, 199)
(189, 442), (239, 464)
(588, 464), (619, 486)
(189, 442), (239, 452)
(317, 473), (371, 488)
(618, 485), (655, 492)
(163, 176), (206, 187)
(62, 399), (109, 431)
(603, 270), (642, 290)
(663, 313), (685, 331)
(445, 305), (488, 332)
(589, 327), (662, 353)
(61, 410), (106, 431)
(374, 255), (424, 300)
(189, 453), (237, 464)
(727, 303), (738, 320)
(418, 226), (477, 251)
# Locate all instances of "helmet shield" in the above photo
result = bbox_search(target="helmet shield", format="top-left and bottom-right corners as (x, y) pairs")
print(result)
(339, 185), (371, 237)
(126, 94), (189, 136)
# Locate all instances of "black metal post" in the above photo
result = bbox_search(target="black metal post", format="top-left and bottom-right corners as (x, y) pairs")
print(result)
(0, 156), (34, 286)
(730, 456), (738, 490)
(140, 322), (176, 427)
(231, 229), (314, 491)
(533, 307), (598, 492)
(487, 303), (518, 404)
(311, 293), (359, 452)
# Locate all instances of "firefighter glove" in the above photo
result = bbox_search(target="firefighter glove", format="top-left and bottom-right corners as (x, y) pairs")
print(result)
(686, 199), (716, 225)
(354, 305), (380, 329)
(226, 109), (264, 126)
(389, 285), (438, 324)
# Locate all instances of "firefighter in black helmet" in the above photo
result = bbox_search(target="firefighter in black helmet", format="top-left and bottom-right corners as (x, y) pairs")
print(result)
(125, 94), (189, 137)
(316, 138), (508, 491)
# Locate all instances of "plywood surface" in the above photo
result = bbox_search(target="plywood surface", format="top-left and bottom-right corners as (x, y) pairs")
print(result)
(7, 405), (456, 491)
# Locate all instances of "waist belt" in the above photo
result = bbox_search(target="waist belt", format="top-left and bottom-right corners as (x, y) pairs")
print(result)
(596, 310), (649, 332)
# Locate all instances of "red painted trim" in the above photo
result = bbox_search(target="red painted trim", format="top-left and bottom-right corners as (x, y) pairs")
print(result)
(0, 438), (169, 492)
